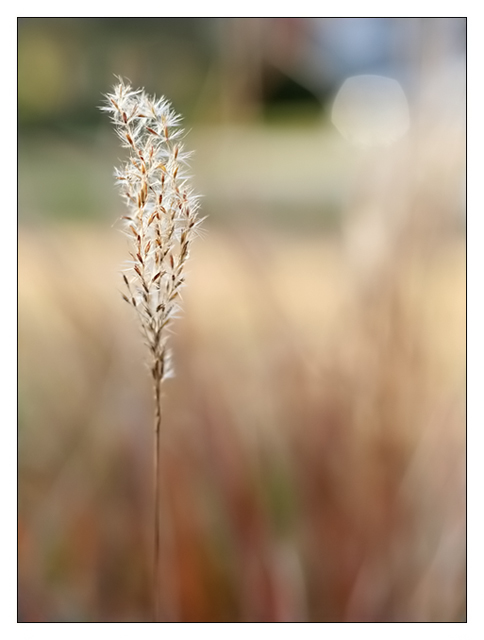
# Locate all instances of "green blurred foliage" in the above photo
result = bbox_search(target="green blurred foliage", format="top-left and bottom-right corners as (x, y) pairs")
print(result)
(18, 18), (328, 223)
(18, 18), (215, 129)
(18, 18), (465, 226)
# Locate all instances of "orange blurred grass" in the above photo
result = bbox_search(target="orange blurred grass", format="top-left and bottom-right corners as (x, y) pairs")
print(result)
(18, 223), (465, 621)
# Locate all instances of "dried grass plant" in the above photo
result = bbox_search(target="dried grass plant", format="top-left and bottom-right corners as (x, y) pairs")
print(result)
(101, 77), (202, 621)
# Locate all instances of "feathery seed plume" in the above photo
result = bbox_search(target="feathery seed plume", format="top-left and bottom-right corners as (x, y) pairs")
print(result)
(101, 77), (202, 381)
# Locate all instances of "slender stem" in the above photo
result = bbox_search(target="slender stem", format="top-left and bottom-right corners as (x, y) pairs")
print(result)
(153, 372), (162, 622)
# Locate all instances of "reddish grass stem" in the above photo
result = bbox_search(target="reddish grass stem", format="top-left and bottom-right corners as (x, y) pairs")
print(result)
(153, 375), (162, 621)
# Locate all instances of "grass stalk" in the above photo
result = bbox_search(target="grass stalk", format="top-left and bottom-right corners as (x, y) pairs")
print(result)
(101, 77), (202, 622)
(153, 373), (162, 621)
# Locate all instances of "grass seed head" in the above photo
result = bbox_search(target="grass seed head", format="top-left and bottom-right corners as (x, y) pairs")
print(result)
(101, 77), (201, 381)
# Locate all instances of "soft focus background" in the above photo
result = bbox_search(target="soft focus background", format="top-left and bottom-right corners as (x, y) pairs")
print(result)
(18, 18), (466, 622)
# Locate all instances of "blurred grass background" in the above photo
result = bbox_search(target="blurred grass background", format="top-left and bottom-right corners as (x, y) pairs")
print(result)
(18, 18), (466, 622)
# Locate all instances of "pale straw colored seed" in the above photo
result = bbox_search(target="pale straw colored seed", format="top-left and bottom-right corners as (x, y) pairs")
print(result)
(101, 77), (203, 380)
